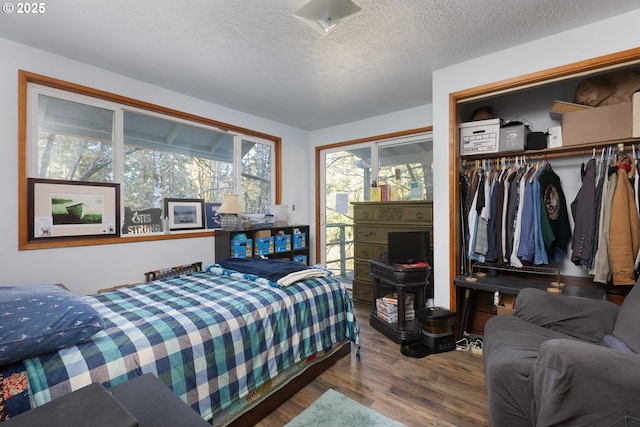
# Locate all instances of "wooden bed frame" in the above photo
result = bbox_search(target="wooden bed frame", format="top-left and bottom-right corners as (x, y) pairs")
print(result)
(227, 341), (351, 426)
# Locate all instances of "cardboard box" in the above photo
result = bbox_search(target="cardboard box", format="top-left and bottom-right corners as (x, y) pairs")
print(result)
(255, 229), (272, 238)
(275, 234), (291, 252)
(496, 294), (516, 315)
(293, 232), (306, 249)
(459, 118), (500, 156)
(549, 100), (591, 120)
(562, 95), (640, 146)
(231, 239), (252, 258)
(499, 123), (529, 153)
(254, 236), (274, 255)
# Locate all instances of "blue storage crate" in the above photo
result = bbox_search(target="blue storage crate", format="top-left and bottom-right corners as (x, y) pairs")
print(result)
(293, 255), (308, 264)
(293, 233), (306, 249)
(231, 239), (252, 258)
(275, 234), (291, 253)
(254, 236), (274, 256)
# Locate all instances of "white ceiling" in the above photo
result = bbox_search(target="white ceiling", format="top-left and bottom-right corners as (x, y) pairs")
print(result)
(1, 1), (639, 130)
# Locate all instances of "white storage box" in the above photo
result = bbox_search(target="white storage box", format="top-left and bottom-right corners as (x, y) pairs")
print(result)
(459, 118), (500, 156)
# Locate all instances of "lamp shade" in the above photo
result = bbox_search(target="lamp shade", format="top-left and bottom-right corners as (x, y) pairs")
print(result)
(293, 0), (362, 35)
(217, 194), (243, 214)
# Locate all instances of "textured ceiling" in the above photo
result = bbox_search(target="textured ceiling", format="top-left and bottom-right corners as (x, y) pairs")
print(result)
(1, 1), (639, 130)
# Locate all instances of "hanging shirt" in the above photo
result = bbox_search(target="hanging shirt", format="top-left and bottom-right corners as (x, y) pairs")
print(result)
(570, 158), (596, 267)
(485, 170), (500, 263)
(510, 167), (529, 268)
(589, 158), (606, 269)
(610, 158), (640, 285)
(592, 166), (617, 283)
(517, 167), (537, 264)
(532, 168), (549, 265)
(538, 164), (571, 263)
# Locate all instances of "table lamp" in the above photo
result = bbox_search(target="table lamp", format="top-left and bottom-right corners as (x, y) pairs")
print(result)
(218, 194), (243, 230)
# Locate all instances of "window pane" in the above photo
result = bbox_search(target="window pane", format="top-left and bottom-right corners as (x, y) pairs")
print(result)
(241, 139), (272, 214)
(123, 111), (234, 210)
(378, 138), (433, 200)
(37, 94), (114, 182)
(324, 148), (370, 278)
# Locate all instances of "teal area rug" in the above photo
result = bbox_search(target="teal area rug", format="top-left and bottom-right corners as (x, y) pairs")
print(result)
(285, 389), (406, 427)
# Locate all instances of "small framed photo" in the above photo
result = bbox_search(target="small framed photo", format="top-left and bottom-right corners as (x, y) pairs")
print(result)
(164, 198), (205, 231)
(28, 178), (120, 241)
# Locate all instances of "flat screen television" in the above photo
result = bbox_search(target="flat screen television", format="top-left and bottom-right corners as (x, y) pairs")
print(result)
(387, 230), (430, 265)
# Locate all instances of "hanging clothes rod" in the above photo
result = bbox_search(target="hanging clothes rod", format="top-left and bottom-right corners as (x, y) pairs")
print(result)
(460, 141), (639, 166)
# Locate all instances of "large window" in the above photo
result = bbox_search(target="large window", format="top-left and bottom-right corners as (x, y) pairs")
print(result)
(19, 72), (280, 249)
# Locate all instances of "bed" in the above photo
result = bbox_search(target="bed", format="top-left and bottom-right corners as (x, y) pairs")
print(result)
(0, 263), (359, 425)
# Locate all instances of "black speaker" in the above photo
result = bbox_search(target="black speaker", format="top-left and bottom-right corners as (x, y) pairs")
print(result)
(526, 132), (548, 150)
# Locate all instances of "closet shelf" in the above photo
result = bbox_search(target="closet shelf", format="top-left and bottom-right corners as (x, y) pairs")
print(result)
(470, 261), (560, 282)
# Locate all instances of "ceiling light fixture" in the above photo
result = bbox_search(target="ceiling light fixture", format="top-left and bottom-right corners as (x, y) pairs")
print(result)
(293, 0), (362, 35)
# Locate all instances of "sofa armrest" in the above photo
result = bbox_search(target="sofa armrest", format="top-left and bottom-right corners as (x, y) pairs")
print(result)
(533, 339), (640, 426)
(514, 287), (618, 343)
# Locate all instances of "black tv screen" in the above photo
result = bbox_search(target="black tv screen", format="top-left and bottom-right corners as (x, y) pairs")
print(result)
(387, 230), (430, 265)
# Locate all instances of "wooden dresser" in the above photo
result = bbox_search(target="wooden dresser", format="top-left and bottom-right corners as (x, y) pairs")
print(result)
(352, 201), (433, 304)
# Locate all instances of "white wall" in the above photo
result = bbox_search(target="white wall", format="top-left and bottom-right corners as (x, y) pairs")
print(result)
(431, 9), (640, 308)
(0, 38), (310, 294)
(309, 104), (432, 147)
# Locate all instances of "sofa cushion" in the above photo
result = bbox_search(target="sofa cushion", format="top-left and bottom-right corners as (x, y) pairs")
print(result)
(514, 288), (618, 343)
(484, 314), (576, 426)
(613, 283), (640, 353)
(0, 285), (105, 366)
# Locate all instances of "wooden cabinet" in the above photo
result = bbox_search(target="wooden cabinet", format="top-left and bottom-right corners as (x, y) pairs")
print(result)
(214, 225), (310, 264)
(352, 201), (433, 304)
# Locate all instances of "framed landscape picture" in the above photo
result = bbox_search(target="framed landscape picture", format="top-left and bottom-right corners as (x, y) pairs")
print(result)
(164, 198), (205, 231)
(28, 178), (120, 241)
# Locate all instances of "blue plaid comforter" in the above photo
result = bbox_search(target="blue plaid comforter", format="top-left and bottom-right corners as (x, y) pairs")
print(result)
(23, 270), (358, 421)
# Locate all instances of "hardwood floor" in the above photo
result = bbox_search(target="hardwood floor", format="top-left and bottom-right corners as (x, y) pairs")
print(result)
(256, 303), (490, 427)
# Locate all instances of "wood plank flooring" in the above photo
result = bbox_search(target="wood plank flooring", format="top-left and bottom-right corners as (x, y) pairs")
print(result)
(256, 303), (490, 427)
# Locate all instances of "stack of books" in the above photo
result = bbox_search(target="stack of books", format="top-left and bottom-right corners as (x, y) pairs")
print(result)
(376, 292), (415, 323)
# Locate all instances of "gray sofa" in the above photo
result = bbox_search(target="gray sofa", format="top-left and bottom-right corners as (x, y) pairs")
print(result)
(484, 284), (640, 426)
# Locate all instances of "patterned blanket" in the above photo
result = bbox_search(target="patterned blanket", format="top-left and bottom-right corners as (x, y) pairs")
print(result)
(23, 270), (358, 421)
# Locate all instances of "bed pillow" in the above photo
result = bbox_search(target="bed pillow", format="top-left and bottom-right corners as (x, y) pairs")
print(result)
(0, 285), (105, 366)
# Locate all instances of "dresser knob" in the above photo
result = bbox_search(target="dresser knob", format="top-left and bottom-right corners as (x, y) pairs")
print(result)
(416, 212), (423, 219)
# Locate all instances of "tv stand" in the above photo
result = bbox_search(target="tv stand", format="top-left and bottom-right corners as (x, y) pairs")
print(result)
(368, 259), (431, 344)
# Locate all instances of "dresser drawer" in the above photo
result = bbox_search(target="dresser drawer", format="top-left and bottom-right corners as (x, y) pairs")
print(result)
(355, 225), (387, 244)
(352, 280), (373, 303)
(355, 225), (433, 245)
(354, 260), (373, 282)
(354, 205), (379, 222)
(404, 205), (433, 225)
(355, 243), (385, 261)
